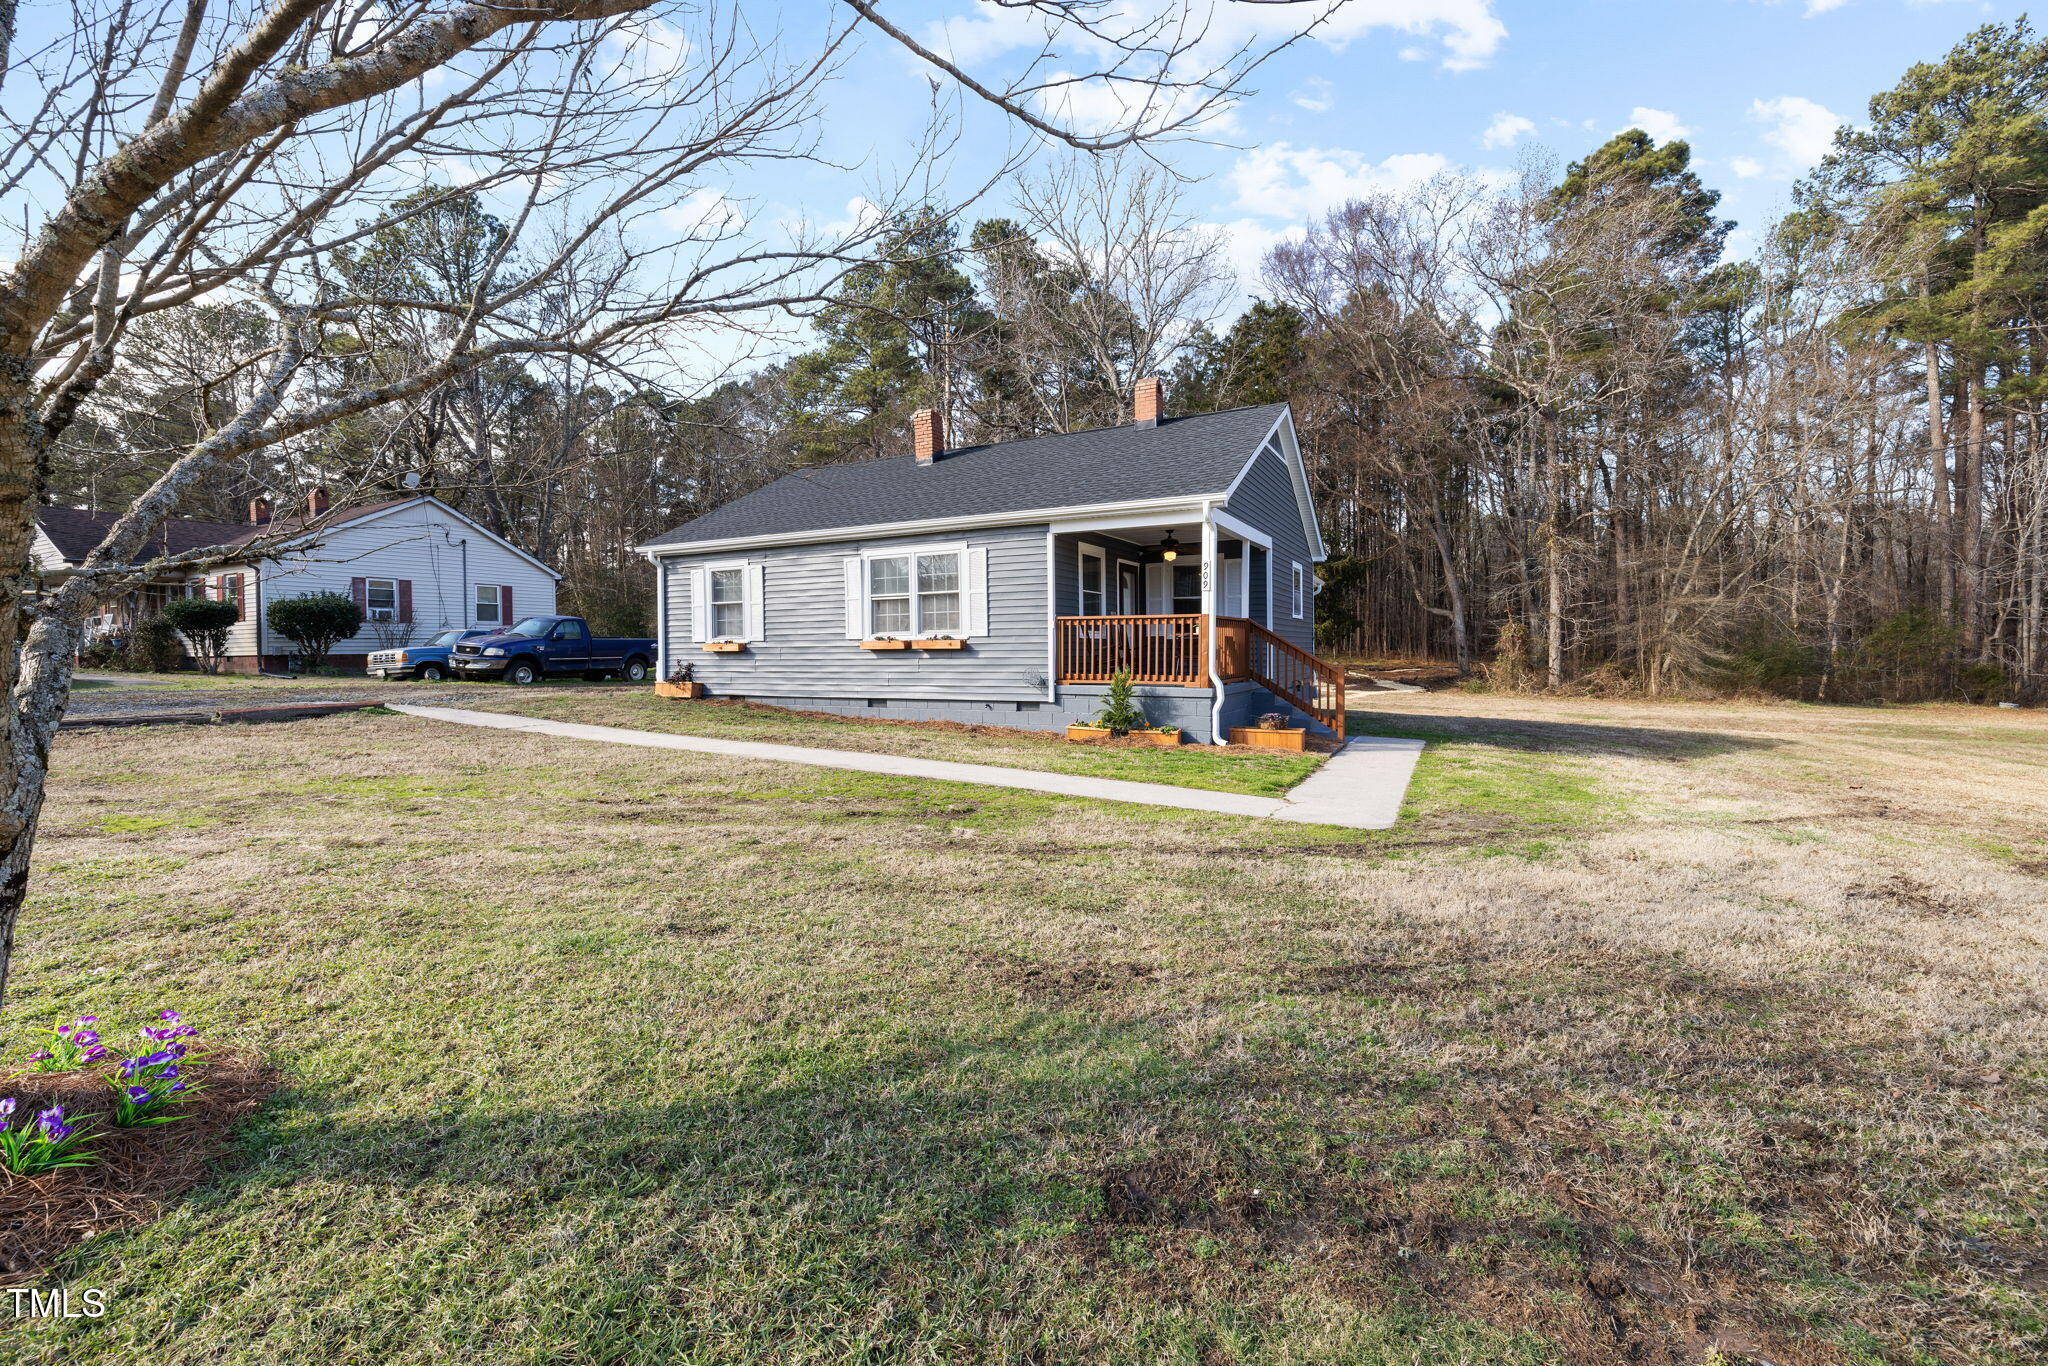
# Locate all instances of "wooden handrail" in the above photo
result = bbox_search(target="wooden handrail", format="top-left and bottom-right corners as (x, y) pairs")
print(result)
(1239, 619), (1347, 733)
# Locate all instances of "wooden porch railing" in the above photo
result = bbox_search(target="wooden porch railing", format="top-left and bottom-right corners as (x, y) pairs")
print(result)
(1055, 614), (1208, 685)
(1055, 614), (1348, 733)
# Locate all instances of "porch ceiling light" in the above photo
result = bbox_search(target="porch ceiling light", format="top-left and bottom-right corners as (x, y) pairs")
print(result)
(1158, 532), (1181, 562)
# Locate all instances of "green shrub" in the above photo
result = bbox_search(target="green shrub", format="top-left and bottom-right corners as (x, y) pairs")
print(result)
(123, 616), (184, 672)
(268, 592), (362, 669)
(159, 596), (239, 673)
(1710, 623), (1820, 696)
(1093, 669), (1149, 736)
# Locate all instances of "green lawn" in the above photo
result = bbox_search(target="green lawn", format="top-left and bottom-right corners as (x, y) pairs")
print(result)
(458, 690), (1329, 798)
(3, 699), (2042, 1364)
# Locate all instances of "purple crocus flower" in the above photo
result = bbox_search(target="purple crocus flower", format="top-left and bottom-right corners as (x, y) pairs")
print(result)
(28, 1050), (50, 1062)
(159, 1010), (180, 1022)
(125, 1086), (152, 1105)
(72, 1029), (98, 1047)
(54, 1024), (70, 1036)
(78, 1016), (97, 1025)
(159, 1066), (179, 1080)
(166, 1080), (185, 1095)
(0, 1098), (14, 1132)
(35, 1106), (70, 1141)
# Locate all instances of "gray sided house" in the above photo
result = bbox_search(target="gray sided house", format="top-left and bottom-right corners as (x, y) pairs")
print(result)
(635, 382), (1343, 744)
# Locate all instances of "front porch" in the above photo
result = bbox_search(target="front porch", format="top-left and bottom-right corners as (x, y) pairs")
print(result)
(1050, 512), (1345, 736)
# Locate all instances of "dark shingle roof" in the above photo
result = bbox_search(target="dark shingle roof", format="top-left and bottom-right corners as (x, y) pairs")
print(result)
(37, 498), (421, 567)
(642, 404), (1289, 549)
(36, 506), (253, 566)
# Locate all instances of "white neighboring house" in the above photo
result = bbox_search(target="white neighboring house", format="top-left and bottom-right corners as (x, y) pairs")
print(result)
(33, 492), (561, 672)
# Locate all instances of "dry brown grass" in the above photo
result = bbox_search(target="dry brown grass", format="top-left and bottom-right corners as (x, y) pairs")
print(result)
(2, 694), (2043, 1364)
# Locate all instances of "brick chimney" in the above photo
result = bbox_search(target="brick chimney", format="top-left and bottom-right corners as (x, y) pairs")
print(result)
(1133, 376), (1164, 427)
(912, 408), (945, 465)
(248, 496), (272, 524)
(307, 486), (331, 517)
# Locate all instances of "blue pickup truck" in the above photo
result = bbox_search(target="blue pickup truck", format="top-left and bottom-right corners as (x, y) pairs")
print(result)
(449, 615), (656, 685)
(369, 628), (493, 681)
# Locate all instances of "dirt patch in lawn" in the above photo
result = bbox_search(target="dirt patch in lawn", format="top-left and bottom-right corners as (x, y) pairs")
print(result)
(0, 1049), (277, 1283)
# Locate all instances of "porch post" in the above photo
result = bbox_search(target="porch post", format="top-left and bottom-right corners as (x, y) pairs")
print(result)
(1201, 506), (1224, 744)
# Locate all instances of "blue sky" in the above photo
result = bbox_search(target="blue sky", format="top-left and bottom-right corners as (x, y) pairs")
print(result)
(743, 0), (2031, 315)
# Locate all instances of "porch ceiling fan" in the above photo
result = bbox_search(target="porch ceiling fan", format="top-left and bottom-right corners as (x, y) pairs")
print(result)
(1156, 531), (1182, 562)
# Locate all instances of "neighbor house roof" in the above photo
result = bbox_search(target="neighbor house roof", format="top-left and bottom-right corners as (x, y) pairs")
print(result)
(35, 505), (254, 567)
(40, 496), (453, 569)
(640, 403), (1292, 550)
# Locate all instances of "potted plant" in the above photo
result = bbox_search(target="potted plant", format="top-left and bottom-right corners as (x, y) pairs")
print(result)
(655, 662), (704, 699)
(1067, 670), (1179, 743)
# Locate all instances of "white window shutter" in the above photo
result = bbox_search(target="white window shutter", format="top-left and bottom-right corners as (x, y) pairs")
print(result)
(744, 563), (765, 641)
(965, 546), (989, 637)
(843, 558), (864, 638)
(688, 567), (708, 642)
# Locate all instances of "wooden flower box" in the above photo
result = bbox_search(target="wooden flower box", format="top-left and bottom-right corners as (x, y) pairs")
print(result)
(914, 638), (966, 650)
(1065, 725), (1182, 745)
(1229, 725), (1306, 751)
(701, 641), (746, 653)
(860, 638), (910, 651)
(654, 680), (705, 699)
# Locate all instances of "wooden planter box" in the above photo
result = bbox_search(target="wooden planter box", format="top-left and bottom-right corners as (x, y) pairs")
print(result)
(914, 638), (966, 650)
(701, 640), (746, 653)
(1229, 725), (1307, 751)
(654, 680), (705, 699)
(1066, 725), (1182, 745)
(861, 638), (910, 651)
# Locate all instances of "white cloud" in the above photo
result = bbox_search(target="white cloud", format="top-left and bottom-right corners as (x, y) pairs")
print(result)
(1729, 156), (1765, 179)
(1217, 218), (1307, 298)
(925, 0), (1508, 75)
(656, 189), (746, 237)
(1621, 107), (1691, 143)
(1804, 0), (1849, 14)
(1751, 95), (1846, 168)
(1481, 112), (1535, 149)
(1292, 76), (1335, 113)
(603, 17), (693, 85)
(1229, 143), (1449, 220)
(1036, 70), (1239, 137)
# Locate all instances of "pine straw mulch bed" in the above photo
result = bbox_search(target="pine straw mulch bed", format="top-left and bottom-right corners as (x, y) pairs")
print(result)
(0, 1048), (277, 1284)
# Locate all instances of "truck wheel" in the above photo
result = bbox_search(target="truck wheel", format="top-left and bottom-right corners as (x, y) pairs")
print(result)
(506, 660), (540, 685)
(621, 656), (650, 683)
(416, 662), (446, 681)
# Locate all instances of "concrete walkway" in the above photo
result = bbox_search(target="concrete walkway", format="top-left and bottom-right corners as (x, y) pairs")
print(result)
(389, 703), (1425, 830)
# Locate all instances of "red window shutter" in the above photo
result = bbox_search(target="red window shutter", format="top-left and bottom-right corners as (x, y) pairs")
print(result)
(397, 579), (413, 624)
(231, 573), (246, 622)
(350, 577), (367, 614)
(500, 586), (512, 624)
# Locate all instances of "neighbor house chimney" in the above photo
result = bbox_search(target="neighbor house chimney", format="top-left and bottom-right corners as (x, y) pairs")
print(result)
(307, 486), (331, 517)
(912, 408), (945, 465)
(248, 496), (272, 524)
(1133, 376), (1164, 426)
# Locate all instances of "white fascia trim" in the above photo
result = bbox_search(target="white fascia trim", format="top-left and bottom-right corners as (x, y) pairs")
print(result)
(634, 493), (1227, 560)
(1043, 529), (1057, 702)
(1207, 508), (1272, 549)
(276, 497), (566, 580)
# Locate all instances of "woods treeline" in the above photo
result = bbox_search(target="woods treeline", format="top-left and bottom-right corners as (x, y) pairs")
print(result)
(50, 20), (2048, 703)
